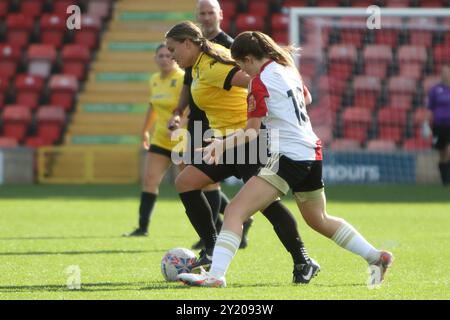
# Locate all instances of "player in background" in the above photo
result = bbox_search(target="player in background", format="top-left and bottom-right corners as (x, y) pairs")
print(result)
(178, 31), (393, 287)
(168, 0), (253, 250)
(166, 21), (320, 284)
(123, 44), (187, 236)
(427, 64), (450, 186)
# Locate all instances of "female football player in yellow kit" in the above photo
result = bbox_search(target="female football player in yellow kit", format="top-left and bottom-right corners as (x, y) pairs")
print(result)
(123, 44), (187, 236)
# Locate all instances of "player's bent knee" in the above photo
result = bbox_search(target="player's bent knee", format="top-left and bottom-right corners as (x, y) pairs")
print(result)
(294, 188), (324, 203)
(223, 201), (247, 222)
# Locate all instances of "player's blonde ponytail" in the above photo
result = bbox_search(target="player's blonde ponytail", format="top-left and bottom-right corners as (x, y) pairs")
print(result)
(165, 21), (236, 66)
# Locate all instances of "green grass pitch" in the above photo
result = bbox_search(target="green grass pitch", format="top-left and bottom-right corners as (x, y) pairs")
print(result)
(0, 184), (449, 300)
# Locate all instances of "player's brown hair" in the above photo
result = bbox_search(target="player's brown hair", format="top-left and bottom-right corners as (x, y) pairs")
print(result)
(165, 21), (236, 66)
(230, 31), (297, 70)
(155, 43), (167, 53)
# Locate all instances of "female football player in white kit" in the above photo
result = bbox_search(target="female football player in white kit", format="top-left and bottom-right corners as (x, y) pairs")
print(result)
(178, 31), (394, 287)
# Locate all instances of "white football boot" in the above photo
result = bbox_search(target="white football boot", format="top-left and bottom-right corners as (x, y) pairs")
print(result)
(177, 269), (226, 288)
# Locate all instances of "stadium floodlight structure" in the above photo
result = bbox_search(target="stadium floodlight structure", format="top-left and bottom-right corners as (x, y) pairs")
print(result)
(288, 7), (450, 185)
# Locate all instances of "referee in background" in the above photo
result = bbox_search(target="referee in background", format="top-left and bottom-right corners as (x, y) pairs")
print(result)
(427, 64), (450, 186)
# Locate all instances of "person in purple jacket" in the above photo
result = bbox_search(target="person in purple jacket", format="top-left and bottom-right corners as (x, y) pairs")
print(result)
(428, 64), (450, 186)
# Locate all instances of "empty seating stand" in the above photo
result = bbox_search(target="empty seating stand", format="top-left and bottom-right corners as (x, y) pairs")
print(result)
(1, 105), (32, 142)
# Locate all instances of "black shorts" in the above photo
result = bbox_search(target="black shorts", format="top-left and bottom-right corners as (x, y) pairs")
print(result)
(257, 153), (324, 195)
(184, 118), (211, 165)
(148, 144), (173, 159)
(432, 125), (450, 151)
(191, 138), (266, 183)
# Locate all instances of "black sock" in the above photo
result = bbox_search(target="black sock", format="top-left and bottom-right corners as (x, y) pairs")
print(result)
(138, 192), (157, 232)
(204, 190), (221, 229)
(215, 216), (223, 233)
(214, 190), (229, 232)
(179, 190), (217, 252)
(444, 160), (450, 186)
(219, 190), (230, 214)
(439, 163), (449, 185)
(261, 201), (310, 265)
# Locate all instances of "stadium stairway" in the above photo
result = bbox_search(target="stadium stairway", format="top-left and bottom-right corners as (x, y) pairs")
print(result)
(66, 0), (196, 146)
(43, 0), (196, 183)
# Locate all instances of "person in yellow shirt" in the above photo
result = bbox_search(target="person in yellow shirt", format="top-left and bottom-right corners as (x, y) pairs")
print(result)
(165, 21), (319, 283)
(123, 44), (187, 237)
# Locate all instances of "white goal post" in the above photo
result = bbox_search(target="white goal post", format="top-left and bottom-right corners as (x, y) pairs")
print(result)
(289, 7), (450, 47)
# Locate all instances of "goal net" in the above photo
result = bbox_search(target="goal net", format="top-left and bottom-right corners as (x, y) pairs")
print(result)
(288, 7), (450, 184)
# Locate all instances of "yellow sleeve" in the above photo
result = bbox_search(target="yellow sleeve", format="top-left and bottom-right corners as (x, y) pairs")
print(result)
(207, 62), (240, 91)
(148, 74), (156, 104)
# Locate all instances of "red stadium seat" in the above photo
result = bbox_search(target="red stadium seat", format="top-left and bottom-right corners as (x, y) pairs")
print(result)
(303, 17), (332, 48)
(342, 107), (372, 143)
(328, 45), (357, 80)
(0, 0), (9, 18)
(248, 1), (269, 16)
(318, 94), (342, 112)
(87, 0), (112, 19)
(316, 0), (341, 7)
(19, 0), (44, 18)
(385, 0), (410, 7)
(0, 136), (19, 148)
(299, 45), (324, 77)
(374, 17), (402, 47)
(48, 75), (79, 111)
(350, 0), (375, 7)
(14, 74), (45, 110)
(387, 76), (416, 110)
(1, 105), (32, 142)
(403, 138), (432, 151)
(377, 108), (407, 143)
(329, 139), (361, 151)
(398, 45), (427, 80)
(0, 77), (9, 109)
(353, 76), (382, 111)
(282, 0), (309, 7)
(36, 106), (66, 143)
(272, 31), (289, 46)
(339, 17), (367, 48)
(419, 0), (445, 7)
(27, 44), (57, 78)
(40, 14), (67, 48)
(433, 45), (450, 73)
(317, 75), (347, 96)
(61, 44), (91, 80)
(363, 45), (393, 79)
(413, 108), (433, 138)
(235, 14), (264, 33)
(0, 44), (21, 79)
(366, 139), (397, 152)
(53, 0), (79, 15)
(308, 105), (336, 127)
(271, 14), (289, 32)
(6, 14), (34, 48)
(25, 136), (52, 148)
(407, 17), (437, 47)
(74, 15), (102, 49)
(220, 0), (237, 18)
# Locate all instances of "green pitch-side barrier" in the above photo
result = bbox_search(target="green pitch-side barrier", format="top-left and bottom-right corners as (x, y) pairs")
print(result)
(108, 42), (161, 52)
(95, 73), (151, 82)
(120, 12), (194, 21)
(71, 135), (141, 145)
(81, 104), (148, 113)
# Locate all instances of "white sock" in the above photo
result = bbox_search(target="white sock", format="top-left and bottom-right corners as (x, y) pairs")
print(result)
(209, 230), (241, 278)
(332, 222), (381, 264)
